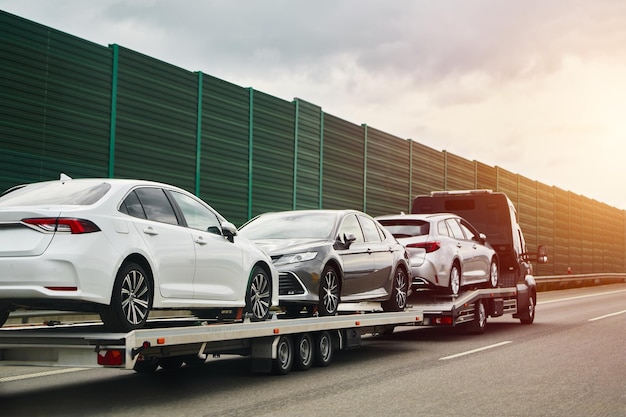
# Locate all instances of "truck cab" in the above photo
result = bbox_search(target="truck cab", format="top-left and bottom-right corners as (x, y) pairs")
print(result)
(412, 189), (547, 288)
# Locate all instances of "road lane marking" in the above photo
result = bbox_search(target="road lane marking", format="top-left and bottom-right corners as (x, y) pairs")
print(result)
(538, 289), (626, 305)
(588, 310), (626, 322)
(0, 367), (87, 382)
(439, 341), (512, 360)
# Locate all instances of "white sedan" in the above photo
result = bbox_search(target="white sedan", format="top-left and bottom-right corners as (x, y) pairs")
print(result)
(0, 177), (278, 331)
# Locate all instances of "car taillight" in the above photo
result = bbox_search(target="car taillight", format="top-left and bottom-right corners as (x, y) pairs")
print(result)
(407, 241), (440, 253)
(22, 218), (101, 234)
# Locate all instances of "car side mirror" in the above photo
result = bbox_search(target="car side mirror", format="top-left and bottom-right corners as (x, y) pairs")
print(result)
(337, 232), (357, 249)
(537, 244), (548, 264)
(478, 233), (487, 244)
(221, 221), (238, 243)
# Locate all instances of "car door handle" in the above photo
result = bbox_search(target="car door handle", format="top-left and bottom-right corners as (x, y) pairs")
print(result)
(143, 227), (159, 236)
(456, 243), (462, 248)
(194, 236), (208, 245)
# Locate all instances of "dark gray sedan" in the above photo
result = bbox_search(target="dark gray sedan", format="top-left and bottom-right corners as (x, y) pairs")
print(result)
(239, 210), (411, 316)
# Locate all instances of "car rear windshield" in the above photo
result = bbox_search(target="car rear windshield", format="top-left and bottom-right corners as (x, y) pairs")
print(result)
(0, 181), (111, 207)
(378, 219), (430, 238)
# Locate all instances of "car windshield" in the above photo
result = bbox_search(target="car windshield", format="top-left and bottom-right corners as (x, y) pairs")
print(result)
(240, 212), (336, 239)
(0, 181), (111, 207)
(378, 219), (430, 238)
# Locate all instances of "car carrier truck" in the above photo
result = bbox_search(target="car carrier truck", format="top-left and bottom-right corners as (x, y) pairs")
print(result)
(409, 189), (548, 333)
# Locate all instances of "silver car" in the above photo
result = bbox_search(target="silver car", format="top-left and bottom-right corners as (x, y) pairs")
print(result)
(376, 213), (498, 296)
(239, 210), (411, 316)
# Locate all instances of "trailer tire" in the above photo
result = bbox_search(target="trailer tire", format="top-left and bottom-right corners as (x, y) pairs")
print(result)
(382, 267), (409, 312)
(272, 335), (294, 375)
(519, 293), (536, 325)
(467, 299), (487, 334)
(294, 333), (314, 371)
(100, 261), (153, 332)
(0, 309), (9, 327)
(133, 358), (159, 374)
(313, 331), (333, 367)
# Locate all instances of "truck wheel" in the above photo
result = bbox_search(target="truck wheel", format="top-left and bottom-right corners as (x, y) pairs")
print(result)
(382, 267), (409, 312)
(293, 333), (314, 371)
(0, 309), (9, 327)
(489, 259), (499, 288)
(467, 299), (487, 334)
(449, 263), (461, 296)
(519, 294), (536, 325)
(272, 335), (294, 375)
(246, 266), (272, 322)
(314, 331), (333, 367)
(318, 265), (340, 316)
(100, 262), (153, 332)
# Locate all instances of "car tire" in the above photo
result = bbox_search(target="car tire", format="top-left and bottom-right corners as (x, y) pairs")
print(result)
(100, 261), (153, 332)
(488, 259), (499, 288)
(313, 331), (333, 367)
(381, 267), (409, 312)
(0, 309), (9, 327)
(318, 265), (340, 316)
(245, 266), (272, 322)
(449, 262), (461, 296)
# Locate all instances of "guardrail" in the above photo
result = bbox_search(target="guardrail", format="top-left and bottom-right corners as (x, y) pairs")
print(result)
(6, 274), (626, 325)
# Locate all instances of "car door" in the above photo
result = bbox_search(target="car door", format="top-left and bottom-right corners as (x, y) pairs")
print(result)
(444, 218), (477, 286)
(357, 215), (394, 293)
(168, 190), (245, 302)
(335, 214), (376, 297)
(122, 187), (196, 299)
(458, 219), (491, 283)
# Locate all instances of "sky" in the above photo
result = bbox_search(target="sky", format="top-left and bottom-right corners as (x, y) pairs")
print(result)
(2, 0), (626, 209)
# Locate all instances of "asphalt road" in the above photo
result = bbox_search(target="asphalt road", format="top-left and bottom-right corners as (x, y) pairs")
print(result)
(1, 284), (624, 417)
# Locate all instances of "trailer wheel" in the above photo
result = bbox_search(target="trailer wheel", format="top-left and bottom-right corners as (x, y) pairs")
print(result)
(246, 266), (272, 322)
(133, 357), (158, 374)
(318, 265), (340, 316)
(467, 299), (487, 334)
(100, 261), (153, 332)
(272, 335), (294, 375)
(488, 259), (499, 288)
(381, 267), (409, 312)
(519, 293), (536, 325)
(294, 333), (314, 371)
(159, 356), (184, 371)
(0, 309), (9, 327)
(313, 331), (333, 367)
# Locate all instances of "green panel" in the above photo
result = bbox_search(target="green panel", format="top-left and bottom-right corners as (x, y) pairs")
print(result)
(0, 11), (111, 191)
(518, 176), (537, 254)
(445, 151), (475, 190)
(113, 46), (197, 192)
(365, 127), (410, 216)
(567, 192), (583, 274)
(554, 188), (570, 274)
(322, 114), (364, 210)
(580, 197), (595, 273)
(496, 167), (519, 209)
(294, 99), (322, 210)
(535, 183), (555, 275)
(199, 74), (251, 225)
(476, 161), (497, 191)
(250, 90), (295, 217)
(411, 142), (444, 198)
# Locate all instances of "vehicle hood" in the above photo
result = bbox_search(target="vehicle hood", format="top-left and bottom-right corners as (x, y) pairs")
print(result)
(248, 238), (330, 255)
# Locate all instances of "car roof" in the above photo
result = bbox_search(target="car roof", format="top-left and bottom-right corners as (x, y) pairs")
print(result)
(376, 212), (460, 221)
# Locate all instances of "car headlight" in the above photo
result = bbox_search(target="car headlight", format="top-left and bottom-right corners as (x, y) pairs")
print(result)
(276, 252), (318, 265)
